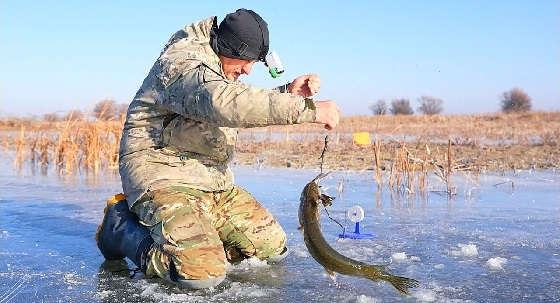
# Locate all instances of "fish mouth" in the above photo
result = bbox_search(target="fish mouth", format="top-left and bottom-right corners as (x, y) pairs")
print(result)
(314, 172), (334, 207)
(320, 193), (334, 207)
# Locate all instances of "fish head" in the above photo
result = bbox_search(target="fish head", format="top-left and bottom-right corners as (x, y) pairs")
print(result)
(310, 172), (335, 207)
(305, 182), (321, 206)
(301, 172), (335, 208)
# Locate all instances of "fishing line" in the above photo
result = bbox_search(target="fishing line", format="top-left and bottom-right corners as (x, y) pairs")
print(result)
(322, 204), (345, 235)
(317, 134), (346, 234)
(319, 135), (329, 174)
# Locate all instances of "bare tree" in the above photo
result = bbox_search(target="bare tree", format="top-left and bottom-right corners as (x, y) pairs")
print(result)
(93, 99), (118, 120)
(117, 103), (129, 118)
(369, 99), (387, 115)
(501, 88), (532, 113)
(43, 113), (61, 122)
(390, 98), (414, 115)
(417, 96), (443, 115)
(64, 110), (84, 121)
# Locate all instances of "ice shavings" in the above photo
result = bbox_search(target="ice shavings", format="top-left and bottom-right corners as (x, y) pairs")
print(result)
(133, 279), (276, 302)
(356, 294), (380, 303)
(392, 252), (408, 261)
(292, 245), (310, 258)
(226, 257), (271, 274)
(411, 288), (436, 302)
(62, 272), (86, 286)
(231, 257), (270, 269)
(95, 290), (113, 300)
(486, 257), (507, 270)
(410, 282), (473, 303)
(391, 252), (420, 262)
(134, 280), (204, 302)
(211, 282), (277, 301)
(334, 240), (380, 262)
(449, 243), (478, 257)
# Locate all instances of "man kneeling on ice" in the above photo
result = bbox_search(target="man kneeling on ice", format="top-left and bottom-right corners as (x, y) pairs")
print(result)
(96, 8), (340, 289)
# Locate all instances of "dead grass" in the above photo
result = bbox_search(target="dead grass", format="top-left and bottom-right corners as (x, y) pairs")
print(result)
(256, 111), (559, 146)
(3, 119), (124, 174)
(1, 112), (558, 182)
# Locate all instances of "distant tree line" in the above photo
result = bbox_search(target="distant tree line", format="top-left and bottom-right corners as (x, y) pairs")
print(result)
(42, 110), (85, 122)
(369, 96), (441, 116)
(369, 87), (532, 116)
(40, 87), (534, 122)
(41, 98), (129, 122)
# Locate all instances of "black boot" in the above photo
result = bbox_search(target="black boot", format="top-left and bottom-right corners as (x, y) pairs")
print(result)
(95, 194), (154, 271)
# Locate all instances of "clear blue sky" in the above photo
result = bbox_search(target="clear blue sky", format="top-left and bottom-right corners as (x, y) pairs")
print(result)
(1, 0), (558, 116)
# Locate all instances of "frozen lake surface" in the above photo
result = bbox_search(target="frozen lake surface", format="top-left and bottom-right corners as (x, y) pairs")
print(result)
(1, 158), (559, 302)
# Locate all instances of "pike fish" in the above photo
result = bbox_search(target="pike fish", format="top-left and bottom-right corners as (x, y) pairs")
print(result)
(298, 173), (420, 295)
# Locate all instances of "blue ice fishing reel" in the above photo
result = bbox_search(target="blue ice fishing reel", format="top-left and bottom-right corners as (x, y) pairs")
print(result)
(338, 205), (375, 239)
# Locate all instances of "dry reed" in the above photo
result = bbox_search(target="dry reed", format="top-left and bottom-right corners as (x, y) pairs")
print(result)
(6, 120), (123, 175)
(1, 111), (558, 188)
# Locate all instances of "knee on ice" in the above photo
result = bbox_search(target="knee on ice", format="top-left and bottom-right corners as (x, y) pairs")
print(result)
(263, 246), (289, 263)
(167, 260), (226, 289)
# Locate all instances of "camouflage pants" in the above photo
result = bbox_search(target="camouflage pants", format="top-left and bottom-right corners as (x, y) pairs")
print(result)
(131, 185), (286, 281)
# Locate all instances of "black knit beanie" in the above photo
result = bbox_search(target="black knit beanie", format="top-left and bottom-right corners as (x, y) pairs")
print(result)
(210, 9), (269, 61)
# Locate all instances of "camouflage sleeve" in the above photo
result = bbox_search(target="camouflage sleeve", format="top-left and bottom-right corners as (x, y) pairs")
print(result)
(159, 66), (316, 128)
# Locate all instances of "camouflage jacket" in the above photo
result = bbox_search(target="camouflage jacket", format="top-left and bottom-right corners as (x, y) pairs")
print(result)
(119, 17), (316, 205)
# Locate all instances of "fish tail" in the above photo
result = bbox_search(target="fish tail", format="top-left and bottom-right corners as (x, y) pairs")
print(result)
(362, 266), (420, 295)
(385, 275), (420, 295)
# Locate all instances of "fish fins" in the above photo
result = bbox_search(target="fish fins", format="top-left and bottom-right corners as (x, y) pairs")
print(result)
(297, 225), (304, 231)
(386, 275), (420, 295)
(325, 268), (335, 281)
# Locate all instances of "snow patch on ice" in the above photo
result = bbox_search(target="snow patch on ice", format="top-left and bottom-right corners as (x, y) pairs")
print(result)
(238, 257), (270, 268)
(486, 257), (507, 270)
(133, 279), (206, 302)
(63, 272), (86, 286)
(391, 252), (420, 262)
(392, 252), (408, 261)
(450, 244), (478, 257)
(339, 245), (377, 262)
(139, 282), (161, 298)
(356, 294), (380, 303)
(95, 290), (112, 300)
(411, 282), (473, 303)
(411, 288), (436, 302)
(434, 264), (444, 269)
(244, 287), (269, 297)
(292, 246), (310, 258)
(227, 257), (270, 272)
(213, 282), (277, 300)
